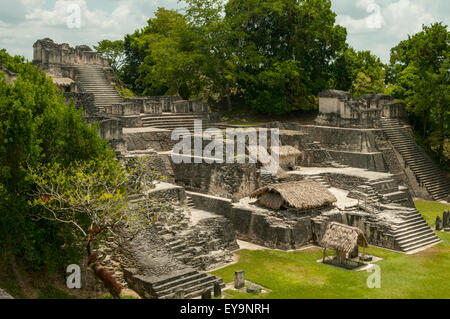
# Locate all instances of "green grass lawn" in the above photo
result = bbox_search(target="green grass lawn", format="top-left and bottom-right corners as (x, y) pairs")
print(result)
(211, 200), (450, 299)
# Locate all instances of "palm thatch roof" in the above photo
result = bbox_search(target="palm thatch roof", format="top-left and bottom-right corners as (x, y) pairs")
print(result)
(321, 222), (368, 256)
(278, 145), (301, 158)
(250, 180), (337, 211)
(51, 77), (75, 87)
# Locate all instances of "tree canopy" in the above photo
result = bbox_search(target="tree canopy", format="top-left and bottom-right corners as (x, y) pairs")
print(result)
(388, 22), (449, 163)
(0, 50), (115, 269)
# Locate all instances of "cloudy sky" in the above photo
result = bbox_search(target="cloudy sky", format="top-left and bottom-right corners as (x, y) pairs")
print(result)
(0, 0), (448, 63)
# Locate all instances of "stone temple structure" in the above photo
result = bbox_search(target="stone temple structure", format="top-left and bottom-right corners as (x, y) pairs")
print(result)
(31, 39), (449, 299)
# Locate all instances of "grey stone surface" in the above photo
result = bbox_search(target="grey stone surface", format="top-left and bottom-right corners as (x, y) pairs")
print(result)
(234, 271), (245, 289)
(436, 216), (443, 231)
(246, 285), (262, 294)
(214, 282), (222, 297)
(0, 289), (13, 299)
(201, 289), (212, 299)
(443, 211), (449, 228)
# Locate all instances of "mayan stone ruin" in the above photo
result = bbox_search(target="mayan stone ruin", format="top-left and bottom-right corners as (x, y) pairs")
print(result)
(29, 38), (449, 299)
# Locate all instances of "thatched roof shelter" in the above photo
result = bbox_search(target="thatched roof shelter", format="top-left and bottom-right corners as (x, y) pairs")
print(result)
(250, 180), (337, 211)
(321, 222), (368, 257)
(279, 145), (301, 158)
(51, 77), (75, 87)
(278, 146), (301, 168)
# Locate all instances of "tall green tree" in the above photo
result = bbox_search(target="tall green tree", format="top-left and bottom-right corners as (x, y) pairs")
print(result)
(123, 8), (207, 99)
(332, 47), (386, 97)
(224, 0), (347, 113)
(184, 0), (237, 110)
(94, 40), (125, 74)
(0, 50), (114, 269)
(388, 23), (449, 163)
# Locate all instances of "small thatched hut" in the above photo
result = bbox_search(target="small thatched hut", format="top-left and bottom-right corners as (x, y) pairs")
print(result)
(250, 181), (337, 211)
(278, 146), (302, 170)
(320, 222), (368, 265)
(50, 75), (75, 92)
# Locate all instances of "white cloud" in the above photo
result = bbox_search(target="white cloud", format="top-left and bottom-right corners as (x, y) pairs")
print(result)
(0, 0), (448, 63)
(335, 0), (444, 62)
(0, 0), (182, 59)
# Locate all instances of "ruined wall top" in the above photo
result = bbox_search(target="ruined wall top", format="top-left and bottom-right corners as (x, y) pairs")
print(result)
(33, 38), (108, 67)
(318, 90), (353, 100)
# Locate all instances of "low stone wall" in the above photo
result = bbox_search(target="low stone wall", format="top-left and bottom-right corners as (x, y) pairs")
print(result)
(33, 38), (108, 67)
(300, 125), (380, 153)
(321, 173), (367, 191)
(105, 103), (141, 116)
(172, 160), (259, 200)
(148, 182), (186, 205)
(64, 92), (97, 116)
(344, 212), (398, 251)
(123, 129), (175, 152)
(186, 191), (232, 216)
(225, 201), (335, 250)
(327, 150), (386, 172)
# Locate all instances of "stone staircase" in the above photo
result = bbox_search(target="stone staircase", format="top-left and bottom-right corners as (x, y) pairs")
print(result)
(186, 196), (195, 209)
(125, 268), (223, 299)
(368, 178), (410, 204)
(390, 207), (441, 253)
(153, 270), (224, 299)
(380, 118), (450, 201)
(75, 65), (123, 111)
(305, 174), (331, 188)
(141, 114), (217, 131)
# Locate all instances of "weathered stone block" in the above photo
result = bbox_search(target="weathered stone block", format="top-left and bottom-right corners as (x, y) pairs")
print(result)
(214, 282), (222, 297)
(436, 216), (443, 231)
(443, 210), (449, 228)
(234, 270), (245, 289)
(172, 100), (190, 113)
(174, 290), (184, 299)
(246, 285), (262, 294)
(201, 289), (212, 299)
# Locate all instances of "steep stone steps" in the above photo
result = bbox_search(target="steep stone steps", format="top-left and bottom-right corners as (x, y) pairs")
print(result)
(75, 65), (123, 111)
(126, 268), (223, 299)
(156, 273), (221, 299)
(305, 175), (330, 188)
(141, 113), (216, 131)
(186, 196), (195, 209)
(380, 118), (450, 201)
(389, 208), (441, 252)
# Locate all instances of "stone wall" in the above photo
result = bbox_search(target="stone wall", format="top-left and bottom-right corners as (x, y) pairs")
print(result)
(186, 191), (232, 216)
(317, 90), (406, 128)
(64, 92), (97, 116)
(344, 212), (398, 250)
(327, 150), (386, 172)
(105, 103), (141, 116)
(33, 38), (107, 68)
(226, 201), (336, 250)
(172, 160), (259, 200)
(123, 129), (175, 152)
(84, 115), (123, 142)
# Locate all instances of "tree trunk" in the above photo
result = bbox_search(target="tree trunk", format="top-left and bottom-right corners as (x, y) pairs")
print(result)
(87, 234), (121, 299)
(226, 83), (232, 113)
